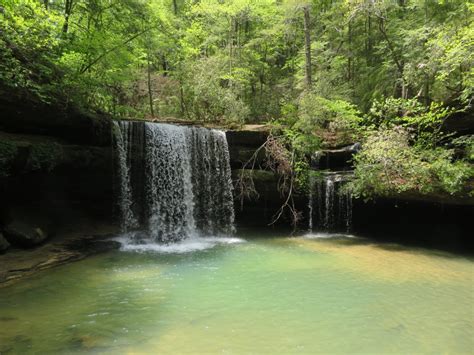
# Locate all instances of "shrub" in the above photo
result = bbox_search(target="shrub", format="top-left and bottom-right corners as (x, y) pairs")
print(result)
(349, 127), (473, 199)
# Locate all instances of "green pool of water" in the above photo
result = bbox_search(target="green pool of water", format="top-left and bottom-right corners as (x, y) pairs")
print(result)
(0, 231), (473, 354)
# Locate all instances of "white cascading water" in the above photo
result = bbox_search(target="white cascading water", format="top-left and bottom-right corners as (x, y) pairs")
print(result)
(307, 173), (352, 233)
(114, 121), (235, 244)
(112, 121), (138, 231)
(145, 123), (196, 242)
(324, 177), (335, 229)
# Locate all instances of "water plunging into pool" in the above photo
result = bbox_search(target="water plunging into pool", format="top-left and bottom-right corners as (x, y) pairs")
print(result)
(307, 172), (353, 233)
(114, 121), (234, 244)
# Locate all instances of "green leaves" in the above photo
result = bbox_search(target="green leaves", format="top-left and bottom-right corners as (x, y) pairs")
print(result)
(349, 126), (473, 199)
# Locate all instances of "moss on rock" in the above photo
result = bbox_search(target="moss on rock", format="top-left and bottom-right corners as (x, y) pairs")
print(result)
(0, 141), (19, 177)
(27, 143), (64, 172)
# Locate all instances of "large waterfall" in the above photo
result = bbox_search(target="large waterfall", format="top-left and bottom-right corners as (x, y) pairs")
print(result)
(307, 172), (352, 233)
(113, 121), (235, 243)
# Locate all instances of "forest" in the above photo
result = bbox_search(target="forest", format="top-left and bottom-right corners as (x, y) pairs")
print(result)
(1, 0), (473, 200)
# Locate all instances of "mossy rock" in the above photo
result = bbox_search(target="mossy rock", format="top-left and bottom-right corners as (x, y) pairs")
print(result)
(3, 220), (49, 248)
(0, 141), (19, 177)
(27, 142), (64, 172)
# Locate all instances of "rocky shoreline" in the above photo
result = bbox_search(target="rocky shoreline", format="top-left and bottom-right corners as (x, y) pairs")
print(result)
(0, 225), (120, 287)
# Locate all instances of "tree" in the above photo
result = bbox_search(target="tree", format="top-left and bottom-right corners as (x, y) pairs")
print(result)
(302, 4), (312, 89)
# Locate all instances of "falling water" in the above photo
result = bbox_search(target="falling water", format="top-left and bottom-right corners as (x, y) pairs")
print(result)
(113, 121), (138, 231)
(308, 173), (352, 232)
(324, 177), (335, 229)
(114, 121), (235, 243)
(145, 123), (196, 242)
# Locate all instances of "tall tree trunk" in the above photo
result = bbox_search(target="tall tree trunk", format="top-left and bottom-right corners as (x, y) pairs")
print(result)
(366, 14), (372, 66)
(303, 5), (312, 89)
(348, 18), (352, 82)
(147, 52), (155, 118)
(229, 17), (234, 85)
(180, 85), (186, 118)
(62, 0), (74, 34)
(378, 17), (406, 97)
(172, 0), (178, 15)
(43, 0), (49, 10)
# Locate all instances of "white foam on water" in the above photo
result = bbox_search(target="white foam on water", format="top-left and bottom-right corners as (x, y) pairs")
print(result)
(113, 234), (245, 254)
(302, 232), (357, 239)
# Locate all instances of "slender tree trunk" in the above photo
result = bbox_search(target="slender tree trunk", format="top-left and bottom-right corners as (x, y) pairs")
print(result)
(366, 14), (372, 66)
(180, 85), (186, 118)
(147, 52), (155, 118)
(43, 0), (49, 10)
(229, 17), (234, 85)
(378, 17), (406, 97)
(172, 0), (178, 15)
(348, 18), (352, 82)
(62, 0), (74, 34)
(303, 5), (312, 89)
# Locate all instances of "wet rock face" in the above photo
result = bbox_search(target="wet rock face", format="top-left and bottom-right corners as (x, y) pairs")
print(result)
(0, 134), (113, 178)
(226, 130), (269, 169)
(3, 221), (49, 248)
(310, 143), (360, 171)
(0, 233), (10, 252)
(0, 96), (113, 147)
(0, 131), (116, 249)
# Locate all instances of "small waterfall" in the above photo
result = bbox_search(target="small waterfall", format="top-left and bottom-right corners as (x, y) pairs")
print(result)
(324, 177), (335, 229)
(113, 121), (138, 231)
(308, 172), (352, 233)
(114, 121), (235, 243)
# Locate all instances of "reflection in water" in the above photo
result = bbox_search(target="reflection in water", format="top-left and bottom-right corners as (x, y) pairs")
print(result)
(0, 232), (472, 354)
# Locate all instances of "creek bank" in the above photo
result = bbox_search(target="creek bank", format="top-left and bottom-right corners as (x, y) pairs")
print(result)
(0, 224), (119, 286)
(3, 221), (48, 248)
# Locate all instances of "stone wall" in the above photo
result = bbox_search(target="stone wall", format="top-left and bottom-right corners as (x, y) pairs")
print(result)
(0, 122), (116, 251)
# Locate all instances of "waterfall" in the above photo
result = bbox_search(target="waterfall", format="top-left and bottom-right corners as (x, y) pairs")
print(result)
(114, 121), (235, 243)
(324, 177), (335, 229)
(308, 173), (352, 233)
(113, 121), (138, 231)
(145, 123), (196, 242)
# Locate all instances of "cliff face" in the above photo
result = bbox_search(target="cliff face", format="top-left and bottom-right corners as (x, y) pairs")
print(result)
(0, 95), (112, 147)
(0, 104), (116, 251)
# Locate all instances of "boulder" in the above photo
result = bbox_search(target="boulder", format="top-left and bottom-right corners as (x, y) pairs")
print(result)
(0, 233), (10, 252)
(3, 221), (48, 248)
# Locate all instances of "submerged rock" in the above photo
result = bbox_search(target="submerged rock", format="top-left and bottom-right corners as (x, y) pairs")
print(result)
(0, 233), (10, 252)
(3, 221), (48, 248)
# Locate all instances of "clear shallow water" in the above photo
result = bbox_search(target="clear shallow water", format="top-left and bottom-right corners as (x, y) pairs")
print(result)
(0, 231), (473, 354)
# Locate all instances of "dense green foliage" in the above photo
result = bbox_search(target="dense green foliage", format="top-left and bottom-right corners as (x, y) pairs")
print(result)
(2, 0), (472, 119)
(348, 126), (473, 198)
(1, 0), (473, 198)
